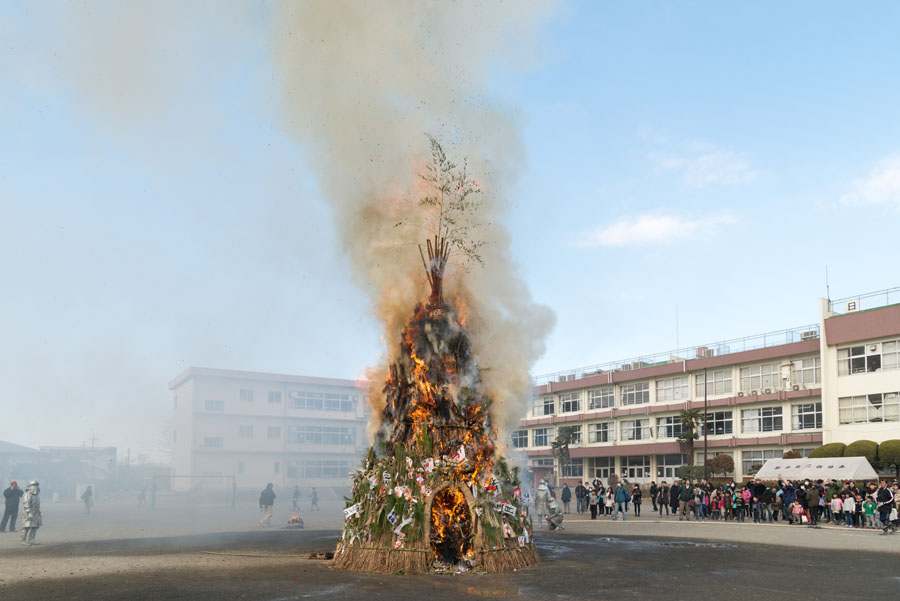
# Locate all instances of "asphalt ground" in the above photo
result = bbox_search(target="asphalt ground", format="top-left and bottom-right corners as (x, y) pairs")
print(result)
(1, 525), (898, 600)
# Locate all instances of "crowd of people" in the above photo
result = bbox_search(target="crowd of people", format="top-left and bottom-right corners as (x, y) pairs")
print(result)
(553, 477), (900, 534)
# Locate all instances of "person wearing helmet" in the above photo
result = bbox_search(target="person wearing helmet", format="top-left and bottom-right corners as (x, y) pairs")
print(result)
(21, 480), (42, 545)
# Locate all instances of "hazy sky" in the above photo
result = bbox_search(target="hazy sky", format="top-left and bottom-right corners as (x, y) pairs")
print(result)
(3, 1), (899, 458)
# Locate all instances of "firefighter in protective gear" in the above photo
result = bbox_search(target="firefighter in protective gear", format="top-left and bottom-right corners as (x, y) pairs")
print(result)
(21, 480), (42, 545)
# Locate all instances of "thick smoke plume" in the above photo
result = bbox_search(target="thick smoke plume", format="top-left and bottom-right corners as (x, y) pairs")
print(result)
(271, 1), (557, 440)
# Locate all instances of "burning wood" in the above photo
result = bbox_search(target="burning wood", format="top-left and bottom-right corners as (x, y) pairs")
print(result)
(333, 140), (537, 575)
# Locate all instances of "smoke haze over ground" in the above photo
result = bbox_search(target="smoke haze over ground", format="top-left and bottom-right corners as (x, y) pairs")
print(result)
(0, 1), (557, 457)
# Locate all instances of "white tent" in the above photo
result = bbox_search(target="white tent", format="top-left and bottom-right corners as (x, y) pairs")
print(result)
(754, 456), (879, 482)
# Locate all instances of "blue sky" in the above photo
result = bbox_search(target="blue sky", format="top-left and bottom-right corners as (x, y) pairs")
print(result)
(2, 1), (899, 456)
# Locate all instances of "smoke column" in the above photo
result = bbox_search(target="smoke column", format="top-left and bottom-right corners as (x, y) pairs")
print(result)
(271, 0), (557, 438)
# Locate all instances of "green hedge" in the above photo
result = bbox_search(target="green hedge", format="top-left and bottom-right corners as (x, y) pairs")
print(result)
(808, 443), (846, 458)
(879, 440), (900, 478)
(844, 439), (878, 464)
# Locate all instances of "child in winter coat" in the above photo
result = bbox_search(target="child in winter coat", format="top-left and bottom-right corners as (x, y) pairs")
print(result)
(830, 494), (843, 525)
(842, 494), (856, 527)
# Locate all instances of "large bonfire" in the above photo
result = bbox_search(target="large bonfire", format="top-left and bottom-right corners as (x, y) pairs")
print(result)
(333, 140), (538, 574)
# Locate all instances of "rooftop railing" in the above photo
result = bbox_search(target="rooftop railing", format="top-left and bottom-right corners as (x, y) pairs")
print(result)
(827, 286), (900, 315)
(532, 323), (820, 386)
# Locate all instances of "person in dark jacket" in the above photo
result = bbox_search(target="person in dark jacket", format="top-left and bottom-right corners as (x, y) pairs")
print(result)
(631, 485), (643, 516)
(805, 485), (821, 527)
(782, 481), (797, 520)
(259, 483), (276, 526)
(876, 480), (895, 534)
(649, 482), (659, 511)
(657, 482), (670, 516)
(1, 481), (24, 532)
(575, 483), (587, 514)
(669, 482), (680, 516)
(678, 480), (693, 520)
(561, 484), (572, 514)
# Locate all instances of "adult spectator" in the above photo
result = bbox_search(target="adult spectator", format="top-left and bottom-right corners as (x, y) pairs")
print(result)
(782, 480), (797, 520)
(575, 482), (587, 514)
(657, 481), (669, 516)
(876, 480), (895, 534)
(669, 481), (680, 517)
(631, 485), (642, 517)
(1, 481), (24, 532)
(649, 481), (659, 512)
(561, 484), (572, 514)
(805, 484), (820, 528)
(678, 480), (692, 521)
(612, 483), (629, 521)
(259, 482), (276, 527)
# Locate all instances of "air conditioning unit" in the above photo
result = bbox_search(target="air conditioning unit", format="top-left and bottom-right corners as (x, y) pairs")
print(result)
(621, 364), (632, 372)
(737, 391), (744, 397)
(751, 390), (759, 396)
(792, 384), (800, 391)
(870, 344), (880, 352)
(800, 330), (817, 341)
(764, 388), (772, 394)
(631, 361), (643, 370)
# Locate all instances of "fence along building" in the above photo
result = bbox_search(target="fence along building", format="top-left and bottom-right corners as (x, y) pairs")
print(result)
(516, 287), (900, 486)
(170, 367), (368, 491)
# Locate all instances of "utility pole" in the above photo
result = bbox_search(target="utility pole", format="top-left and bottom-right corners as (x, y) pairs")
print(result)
(703, 366), (709, 480)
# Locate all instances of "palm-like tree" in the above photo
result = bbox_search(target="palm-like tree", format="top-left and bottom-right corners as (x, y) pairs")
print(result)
(677, 409), (703, 466)
(552, 426), (580, 478)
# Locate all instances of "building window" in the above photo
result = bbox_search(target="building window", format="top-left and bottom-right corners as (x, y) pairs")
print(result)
(742, 449), (781, 476)
(622, 455), (651, 479)
(791, 357), (821, 386)
(274, 462), (280, 473)
(587, 457), (614, 480)
(656, 376), (689, 402)
(287, 426), (354, 445)
(203, 437), (223, 448)
(621, 419), (651, 441)
(701, 411), (733, 435)
(561, 458), (583, 478)
(533, 396), (554, 416)
(838, 394), (900, 424)
(741, 407), (783, 433)
(838, 345), (885, 375)
(559, 392), (582, 413)
(792, 448), (815, 457)
(566, 425), (583, 445)
(288, 460), (350, 479)
(589, 387), (614, 410)
(511, 430), (528, 448)
(883, 341), (900, 371)
(740, 364), (780, 391)
(696, 369), (732, 396)
(532, 458), (554, 467)
(696, 451), (734, 473)
(240, 388), (254, 402)
(291, 391), (323, 410)
(204, 399), (224, 412)
(588, 422), (613, 443)
(267, 426), (281, 439)
(238, 425), (254, 438)
(533, 428), (552, 447)
(238, 461), (245, 474)
(656, 454), (688, 479)
(792, 402), (823, 429)
(325, 393), (356, 412)
(656, 416), (684, 439)
(268, 391), (282, 404)
(621, 382), (650, 406)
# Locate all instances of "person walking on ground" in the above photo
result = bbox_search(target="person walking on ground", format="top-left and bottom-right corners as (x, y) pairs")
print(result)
(1, 481), (24, 532)
(81, 485), (94, 514)
(876, 480), (895, 534)
(259, 482), (276, 526)
(612, 483), (629, 521)
(292, 485), (301, 512)
(311, 487), (319, 511)
(631, 485), (642, 517)
(588, 488), (599, 520)
(561, 484), (572, 514)
(20, 480), (41, 545)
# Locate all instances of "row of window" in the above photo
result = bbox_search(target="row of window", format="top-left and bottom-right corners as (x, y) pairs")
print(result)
(515, 403), (823, 448)
(554, 448), (816, 480)
(838, 392), (900, 424)
(287, 460), (350, 479)
(205, 391), (358, 413)
(536, 360), (821, 415)
(203, 425), (356, 447)
(838, 340), (900, 376)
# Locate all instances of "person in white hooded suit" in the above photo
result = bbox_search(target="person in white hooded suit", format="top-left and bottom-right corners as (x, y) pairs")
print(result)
(21, 480), (42, 545)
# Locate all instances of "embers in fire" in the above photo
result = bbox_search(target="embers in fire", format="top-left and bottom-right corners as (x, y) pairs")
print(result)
(430, 487), (473, 565)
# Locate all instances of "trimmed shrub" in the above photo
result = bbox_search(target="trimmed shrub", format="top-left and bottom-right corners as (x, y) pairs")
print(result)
(844, 439), (878, 465)
(808, 443), (846, 458)
(878, 440), (900, 479)
(782, 450), (803, 459)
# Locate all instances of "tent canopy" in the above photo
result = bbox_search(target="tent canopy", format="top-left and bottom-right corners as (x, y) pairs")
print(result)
(753, 456), (878, 482)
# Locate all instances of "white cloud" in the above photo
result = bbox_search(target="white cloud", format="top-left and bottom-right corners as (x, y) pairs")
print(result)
(840, 155), (900, 208)
(653, 142), (758, 188)
(577, 213), (738, 248)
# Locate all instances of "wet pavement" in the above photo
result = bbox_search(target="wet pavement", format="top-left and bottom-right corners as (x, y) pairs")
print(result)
(1, 529), (897, 600)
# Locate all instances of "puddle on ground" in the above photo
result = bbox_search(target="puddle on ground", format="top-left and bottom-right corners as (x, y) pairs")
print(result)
(535, 537), (738, 558)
